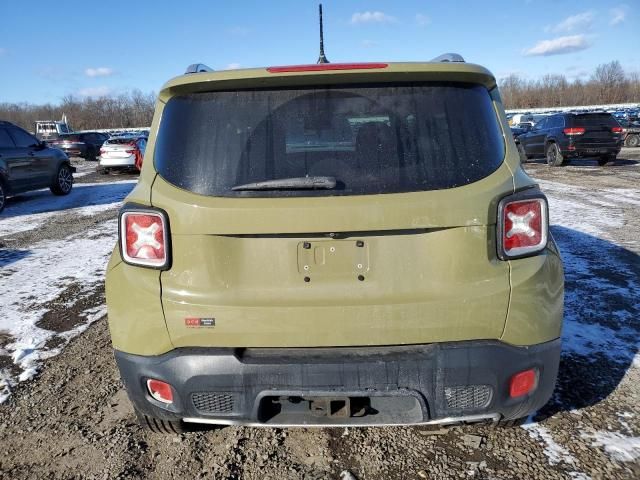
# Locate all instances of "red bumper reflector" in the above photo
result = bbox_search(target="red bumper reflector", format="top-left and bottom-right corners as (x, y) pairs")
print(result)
(147, 379), (174, 404)
(267, 63), (389, 73)
(509, 369), (537, 398)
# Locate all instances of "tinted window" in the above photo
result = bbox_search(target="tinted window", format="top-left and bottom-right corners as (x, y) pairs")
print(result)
(0, 128), (15, 148)
(155, 83), (505, 197)
(549, 116), (562, 128)
(571, 114), (618, 127)
(8, 127), (39, 148)
(107, 137), (137, 145)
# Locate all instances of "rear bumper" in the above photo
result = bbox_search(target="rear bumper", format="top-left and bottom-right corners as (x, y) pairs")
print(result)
(562, 143), (622, 157)
(99, 155), (136, 167)
(115, 339), (561, 427)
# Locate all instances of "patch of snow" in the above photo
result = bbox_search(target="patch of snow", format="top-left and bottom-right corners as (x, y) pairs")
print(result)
(0, 219), (118, 402)
(522, 417), (576, 465)
(552, 225), (640, 363)
(0, 181), (135, 237)
(538, 180), (624, 239)
(584, 431), (640, 462)
(1, 203), (121, 237)
(537, 180), (640, 366)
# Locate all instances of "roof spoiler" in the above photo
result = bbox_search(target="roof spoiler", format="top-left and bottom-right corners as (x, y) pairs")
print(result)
(431, 53), (465, 63)
(185, 63), (214, 74)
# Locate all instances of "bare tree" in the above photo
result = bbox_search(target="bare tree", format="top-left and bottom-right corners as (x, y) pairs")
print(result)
(0, 92), (156, 132)
(498, 61), (640, 109)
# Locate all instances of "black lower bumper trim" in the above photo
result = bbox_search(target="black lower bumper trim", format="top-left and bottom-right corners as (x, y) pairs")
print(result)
(115, 339), (561, 426)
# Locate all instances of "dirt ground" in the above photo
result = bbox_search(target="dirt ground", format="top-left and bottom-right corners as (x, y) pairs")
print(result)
(1, 151), (639, 479)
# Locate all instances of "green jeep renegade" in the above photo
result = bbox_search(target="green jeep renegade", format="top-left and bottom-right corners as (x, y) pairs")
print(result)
(106, 55), (564, 432)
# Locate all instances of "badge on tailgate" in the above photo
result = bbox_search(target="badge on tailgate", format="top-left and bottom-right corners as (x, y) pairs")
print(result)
(297, 239), (369, 281)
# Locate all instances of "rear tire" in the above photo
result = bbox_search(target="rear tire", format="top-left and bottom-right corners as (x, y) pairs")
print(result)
(50, 164), (73, 196)
(545, 143), (563, 167)
(625, 134), (639, 148)
(135, 409), (193, 434)
(134, 409), (217, 434)
(0, 179), (6, 213)
(516, 143), (528, 163)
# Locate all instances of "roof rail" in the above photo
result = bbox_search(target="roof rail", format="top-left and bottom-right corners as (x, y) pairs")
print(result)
(431, 53), (465, 63)
(185, 63), (214, 74)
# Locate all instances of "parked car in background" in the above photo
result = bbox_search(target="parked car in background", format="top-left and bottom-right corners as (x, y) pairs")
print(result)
(48, 132), (109, 160)
(0, 120), (75, 213)
(617, 118), (640, 148)
(98, 135), (146, 174)
(517, 112), (623, 166)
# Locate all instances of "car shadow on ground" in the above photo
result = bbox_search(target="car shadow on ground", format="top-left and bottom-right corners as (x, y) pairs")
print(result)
(0, 182), (135, 219)
(0, 249), (31, 269)
(536, 225), (640, 420)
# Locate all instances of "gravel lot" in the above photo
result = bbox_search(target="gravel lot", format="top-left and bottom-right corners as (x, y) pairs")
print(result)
(1, 152), (639, 479)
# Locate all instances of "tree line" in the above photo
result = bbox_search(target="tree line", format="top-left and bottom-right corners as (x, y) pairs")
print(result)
(1, 61), (639, 131)
(0, 90), (156, 132)
(499, 61), (640, 109)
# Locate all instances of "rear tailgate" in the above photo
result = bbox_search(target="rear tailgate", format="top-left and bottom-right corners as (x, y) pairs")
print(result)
(153, 170), (514, 348)
(571, 114), (620, 148)
(149, 71), (515, 348)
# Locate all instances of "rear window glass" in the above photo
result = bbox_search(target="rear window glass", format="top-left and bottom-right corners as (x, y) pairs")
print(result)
(107, 137), (137, 145)
(155, 83), (505, 197)
(571, 114), (617, 127)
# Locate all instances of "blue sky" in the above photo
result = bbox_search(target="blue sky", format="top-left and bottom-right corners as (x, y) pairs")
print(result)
(0, 0), (638, 104)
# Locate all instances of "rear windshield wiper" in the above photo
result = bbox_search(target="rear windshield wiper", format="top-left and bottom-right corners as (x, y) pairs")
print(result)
(231, 176), (337, 191)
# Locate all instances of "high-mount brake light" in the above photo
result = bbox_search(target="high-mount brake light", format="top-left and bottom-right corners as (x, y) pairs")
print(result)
(266, 63), (388, 73)
(119, 209), (169, 268)
(563, 127), (585, 136)
(497, 194), (548, 260)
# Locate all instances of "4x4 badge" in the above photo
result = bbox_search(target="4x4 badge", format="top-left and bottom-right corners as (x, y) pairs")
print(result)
(185, 317), (216, 328)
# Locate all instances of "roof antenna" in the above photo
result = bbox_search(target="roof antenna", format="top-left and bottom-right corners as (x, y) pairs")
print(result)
(317, 4), (329, 64)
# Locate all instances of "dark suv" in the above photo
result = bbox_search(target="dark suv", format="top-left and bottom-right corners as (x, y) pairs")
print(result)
(0, 121), (75, 213)
(516, 112), (623, 166)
